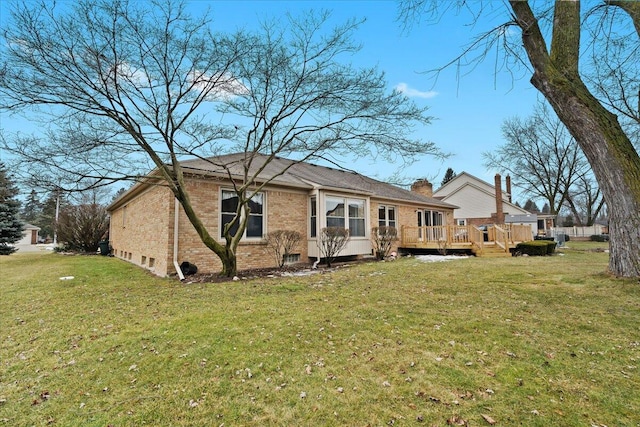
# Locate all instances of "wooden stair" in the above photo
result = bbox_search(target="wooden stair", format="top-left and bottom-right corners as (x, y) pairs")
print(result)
(473, 243), (512, 258)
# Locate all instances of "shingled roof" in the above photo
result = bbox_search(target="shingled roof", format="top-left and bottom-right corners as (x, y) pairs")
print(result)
(181, 153), (455, 208)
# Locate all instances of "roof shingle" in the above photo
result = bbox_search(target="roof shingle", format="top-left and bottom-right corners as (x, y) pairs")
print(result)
(181, 153), (455, 208)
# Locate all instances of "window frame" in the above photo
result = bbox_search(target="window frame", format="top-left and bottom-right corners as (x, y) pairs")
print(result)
(325, 195), (346, 229)
(310, 196), (317, 238)
(322, 194), (368, 238)
(378, 205), (397, 229)
(220, 189), (265, 240)
(347, 198), (366, 237)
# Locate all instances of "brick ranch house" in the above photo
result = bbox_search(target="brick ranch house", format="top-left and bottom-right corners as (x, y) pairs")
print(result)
(107, 153), (457, 277)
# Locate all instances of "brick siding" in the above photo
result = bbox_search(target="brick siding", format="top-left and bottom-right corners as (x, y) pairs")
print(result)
(109, 184), (173, 276)
(110, 177), (456, 277)
(110, 178), (309, 276)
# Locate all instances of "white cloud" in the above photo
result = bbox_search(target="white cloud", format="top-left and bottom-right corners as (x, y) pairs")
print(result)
(395, 83), (438, 99)
(188, 70), (249, 101)
(114, 62), (147, 85)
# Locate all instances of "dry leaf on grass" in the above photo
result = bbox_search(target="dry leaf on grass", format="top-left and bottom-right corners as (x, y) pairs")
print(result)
(481, 413), (496, 425)
(447, 415), (468, 425)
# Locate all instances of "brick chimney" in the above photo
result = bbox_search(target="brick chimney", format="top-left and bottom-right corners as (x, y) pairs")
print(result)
(411, 179), (433, 198)
(505, 175), (512, 203)
(494, 174), (504, 224)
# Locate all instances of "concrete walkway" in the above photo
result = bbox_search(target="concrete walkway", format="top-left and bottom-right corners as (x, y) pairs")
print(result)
(13, 244), (57, 253)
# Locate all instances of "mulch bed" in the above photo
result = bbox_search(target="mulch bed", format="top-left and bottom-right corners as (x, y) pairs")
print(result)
(181, 259), (372, 284)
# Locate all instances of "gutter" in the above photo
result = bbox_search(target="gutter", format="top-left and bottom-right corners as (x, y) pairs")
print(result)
(173, 198), (185, 281)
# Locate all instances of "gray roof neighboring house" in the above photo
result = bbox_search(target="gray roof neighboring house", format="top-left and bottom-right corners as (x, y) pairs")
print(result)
(111, 153), (457, 209)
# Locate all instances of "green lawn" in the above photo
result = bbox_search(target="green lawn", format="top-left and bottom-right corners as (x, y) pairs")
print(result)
(1, 243), (639, 426)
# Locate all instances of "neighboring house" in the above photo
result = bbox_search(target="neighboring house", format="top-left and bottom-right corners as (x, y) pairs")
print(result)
(432, 172), (555, 236)
(17, 223), (40, 245)
(107, 153), (457, 277)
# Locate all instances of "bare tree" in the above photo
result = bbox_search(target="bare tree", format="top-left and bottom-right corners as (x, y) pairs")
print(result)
(399, 0), (640, 278)
(484, 101), (598, 221)
(0, 0), (441, 277)
(564, 173), (606, 227)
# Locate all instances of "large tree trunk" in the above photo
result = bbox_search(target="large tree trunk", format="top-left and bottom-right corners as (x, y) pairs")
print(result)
(220, 247), (238, 278)
(510, 0), (640, 278)
(170, 179), (240, 278)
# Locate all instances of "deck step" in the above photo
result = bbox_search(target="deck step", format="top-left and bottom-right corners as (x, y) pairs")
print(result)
(474, 246), (512, 258)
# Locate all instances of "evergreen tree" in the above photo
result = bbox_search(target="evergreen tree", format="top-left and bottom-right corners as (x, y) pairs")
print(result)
(440, 168), (456, 187)
(523, 199), (540, 213)
(111, 187), (127, 202)
(39, 190), (66, 241)
(562, 215), (575, 227)
(0, 163), (24, 254)
(21, 189), (43, 224)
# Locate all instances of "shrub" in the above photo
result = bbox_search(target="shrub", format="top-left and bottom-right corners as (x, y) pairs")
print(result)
(590, 234), (609, 242)
(545, 241), (557, 255)
(265, 230), (302, 268)
(319, 227), (349, 267)
(371, 226), (398, 260)
(57, 202), (109, 253)
(516, 240), (556, 256)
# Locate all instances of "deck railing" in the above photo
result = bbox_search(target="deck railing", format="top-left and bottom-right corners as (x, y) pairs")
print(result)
(469, 225), (484, 253)
(494, 225), (508, 252)
(401, 224), (533, 249)
(401, 225), (473, 246)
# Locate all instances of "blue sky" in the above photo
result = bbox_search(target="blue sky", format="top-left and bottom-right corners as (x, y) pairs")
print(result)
(196, 0), (541, 196)
(0, 0), (541, 201)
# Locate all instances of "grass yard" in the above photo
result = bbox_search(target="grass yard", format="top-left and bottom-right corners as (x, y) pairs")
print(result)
(1, 243), (639, 426)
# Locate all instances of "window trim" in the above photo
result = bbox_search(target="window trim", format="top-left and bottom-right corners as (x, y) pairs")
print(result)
(310, 196), (318, 238)
(321, 194), (369, 238)
(378, 205), (397, 229)
(220, 188), (266, 240)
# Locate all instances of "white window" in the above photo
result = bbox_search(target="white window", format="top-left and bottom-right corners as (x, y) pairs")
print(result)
(310, 197), (317, 238)
(457, 219), (467, 226)
(348, 199), (365, 237)
(378, 205), (397, 228)
(323, 195), (367, 237)
(221, 190), (264, 238)
(325, 196), (345, 228)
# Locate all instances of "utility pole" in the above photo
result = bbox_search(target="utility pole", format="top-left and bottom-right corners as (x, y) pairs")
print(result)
(53, 190), (60, 245)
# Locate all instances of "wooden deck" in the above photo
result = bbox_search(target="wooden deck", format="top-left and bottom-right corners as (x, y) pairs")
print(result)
(400, 224), (533, 257)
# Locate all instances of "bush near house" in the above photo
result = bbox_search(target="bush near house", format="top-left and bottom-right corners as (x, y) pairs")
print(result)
(319, 227), (349, 267)
(516, 240), (557, 256)
(371, 226), (398, 260)
(264, 230), (302, 268)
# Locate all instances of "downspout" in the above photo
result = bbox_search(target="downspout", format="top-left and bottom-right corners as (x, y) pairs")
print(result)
(173, 198), (185, 281)
(313, 188), (321, 269)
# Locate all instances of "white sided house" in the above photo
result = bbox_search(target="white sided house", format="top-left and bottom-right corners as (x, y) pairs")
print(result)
(17, 223), (40, 246)
(432, 172), (547, 236)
